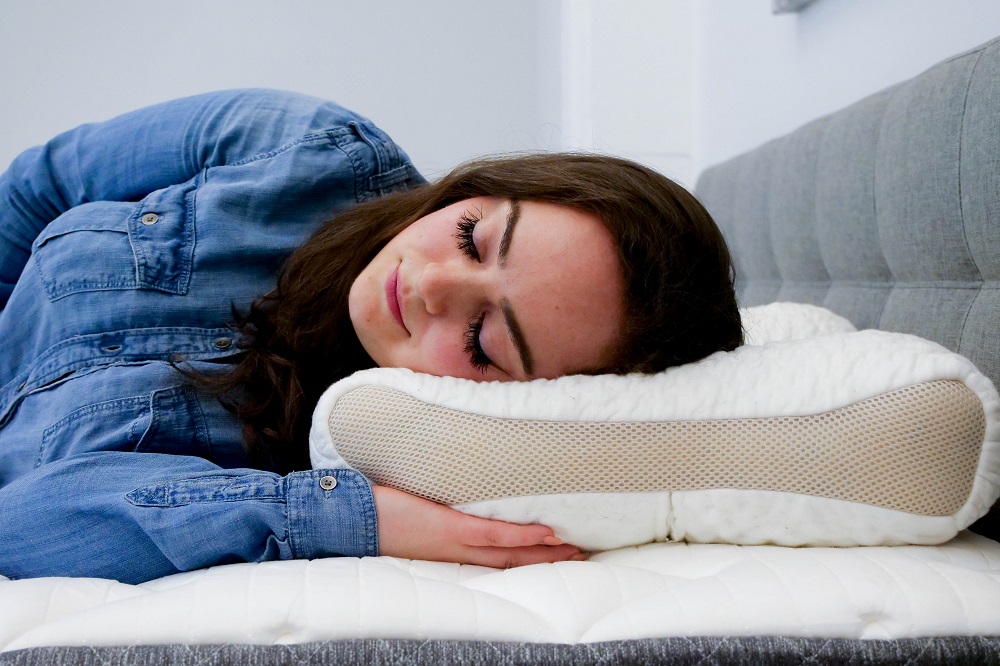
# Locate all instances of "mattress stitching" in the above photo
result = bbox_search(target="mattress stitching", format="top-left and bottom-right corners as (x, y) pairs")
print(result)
(754, 551), (812, 633)
(552, 565), (583, 642)
(896, 548), (977, 634)
(868, 557), (920, 638)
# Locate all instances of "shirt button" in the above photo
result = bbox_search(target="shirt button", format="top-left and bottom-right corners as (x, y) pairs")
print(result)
(141, 213), (159, 225)
(214, 337), (233, 350)
(319, 476), (338, 491)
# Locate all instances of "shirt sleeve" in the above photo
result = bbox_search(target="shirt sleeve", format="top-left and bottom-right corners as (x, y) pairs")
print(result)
(0, 452), (378, 584)
(0, 88), (364, 307)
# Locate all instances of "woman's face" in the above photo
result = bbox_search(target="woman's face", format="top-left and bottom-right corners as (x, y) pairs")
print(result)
(349, 196), (624, 381)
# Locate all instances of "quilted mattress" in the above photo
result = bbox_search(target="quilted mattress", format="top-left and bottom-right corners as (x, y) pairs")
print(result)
(2, 532), (1000, 650)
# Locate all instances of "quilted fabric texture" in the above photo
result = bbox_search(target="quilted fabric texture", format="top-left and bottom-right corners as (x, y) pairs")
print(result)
(310, 305), (1000, 549)
(3, 533), (1000, 651)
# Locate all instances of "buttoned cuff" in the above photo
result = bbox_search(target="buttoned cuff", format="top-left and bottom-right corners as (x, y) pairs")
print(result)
(285, 469), (378, 559)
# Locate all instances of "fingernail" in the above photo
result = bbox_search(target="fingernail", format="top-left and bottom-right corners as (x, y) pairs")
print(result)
(571, 553), (588, 561)
(543, 536), (564, 546)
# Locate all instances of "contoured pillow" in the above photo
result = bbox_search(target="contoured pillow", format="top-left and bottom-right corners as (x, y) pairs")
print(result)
(310, 304), (1000, 550)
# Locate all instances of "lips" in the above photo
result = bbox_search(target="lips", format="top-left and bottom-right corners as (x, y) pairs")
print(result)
(385, 264), (409, 334)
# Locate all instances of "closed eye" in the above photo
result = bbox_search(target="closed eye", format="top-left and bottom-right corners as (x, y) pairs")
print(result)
(455, 210), (482, 262)
(464, 314), (492, 373)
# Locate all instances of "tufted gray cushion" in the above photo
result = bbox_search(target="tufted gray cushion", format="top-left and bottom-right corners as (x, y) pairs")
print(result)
(695, 36), (1000, 538)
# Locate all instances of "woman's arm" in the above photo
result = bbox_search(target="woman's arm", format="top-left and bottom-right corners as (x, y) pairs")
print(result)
(0, 453), (579, 583)
(0, 88), (365, 306)
(0, 452), (378, 584)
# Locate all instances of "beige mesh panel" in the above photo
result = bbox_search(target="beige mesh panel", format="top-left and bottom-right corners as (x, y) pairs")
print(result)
(327, 380), (985, 516)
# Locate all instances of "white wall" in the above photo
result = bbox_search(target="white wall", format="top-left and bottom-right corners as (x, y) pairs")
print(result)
(0, 1), (560, 178)
(559, 0), (698, 187)
(552, 0), (1000, 188)
(6, 2), (1000, 191)
(694, 0), (1000, 178)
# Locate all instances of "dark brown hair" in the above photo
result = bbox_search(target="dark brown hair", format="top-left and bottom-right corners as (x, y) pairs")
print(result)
(210, 153), (742, 474)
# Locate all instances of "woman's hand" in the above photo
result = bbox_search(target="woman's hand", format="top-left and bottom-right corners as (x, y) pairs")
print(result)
(372, 485), (584, 568)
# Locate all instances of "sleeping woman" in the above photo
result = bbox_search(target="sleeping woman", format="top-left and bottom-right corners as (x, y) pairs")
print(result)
(0, 89), (742, 584)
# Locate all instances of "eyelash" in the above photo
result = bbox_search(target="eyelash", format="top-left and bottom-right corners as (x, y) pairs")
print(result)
(455, 209), (492, 372)
(455, 211), (481, 262)
(464, 314), (491, 374)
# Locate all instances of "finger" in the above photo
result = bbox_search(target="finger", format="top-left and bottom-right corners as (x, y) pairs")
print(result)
(460, 544), (585, 569)
(456, 517), (562, 549)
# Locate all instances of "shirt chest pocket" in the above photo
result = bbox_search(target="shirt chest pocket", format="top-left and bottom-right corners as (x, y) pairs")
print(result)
(31, 183), (196, 301)
(37, 385), (211, 467)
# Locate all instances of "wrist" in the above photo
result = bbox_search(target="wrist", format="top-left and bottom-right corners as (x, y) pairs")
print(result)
(286, 469), (377, 559)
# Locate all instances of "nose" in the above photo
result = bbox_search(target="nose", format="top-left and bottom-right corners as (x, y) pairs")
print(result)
(418, 261), (480, 316)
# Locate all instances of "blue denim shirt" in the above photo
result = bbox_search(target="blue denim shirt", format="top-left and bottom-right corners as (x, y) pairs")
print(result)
(0, 89), (424, 584)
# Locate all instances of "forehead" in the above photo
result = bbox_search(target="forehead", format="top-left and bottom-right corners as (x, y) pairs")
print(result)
(502, 200), (624, 378)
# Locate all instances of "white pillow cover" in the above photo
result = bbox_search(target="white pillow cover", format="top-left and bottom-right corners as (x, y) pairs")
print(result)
(310, 304), (1000, 549)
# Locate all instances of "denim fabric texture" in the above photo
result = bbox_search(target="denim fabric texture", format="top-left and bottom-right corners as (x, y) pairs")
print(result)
(0, 89), (424, 584)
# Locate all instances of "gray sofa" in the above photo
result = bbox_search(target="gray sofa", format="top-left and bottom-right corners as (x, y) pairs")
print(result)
(3, 33), (999, 666)
(696, 34), (1000, 543)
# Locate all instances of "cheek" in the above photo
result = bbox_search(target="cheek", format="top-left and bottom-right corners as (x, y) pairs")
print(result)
(348, 277), (375, 328)
(410, 326), (475, 378)
(407, 216), (458, 258)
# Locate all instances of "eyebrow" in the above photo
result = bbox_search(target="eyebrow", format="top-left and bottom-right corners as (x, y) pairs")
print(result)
(501, 298), (534, 378)
(498, 199), (520, 267)
(496, 200), (535, 378)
